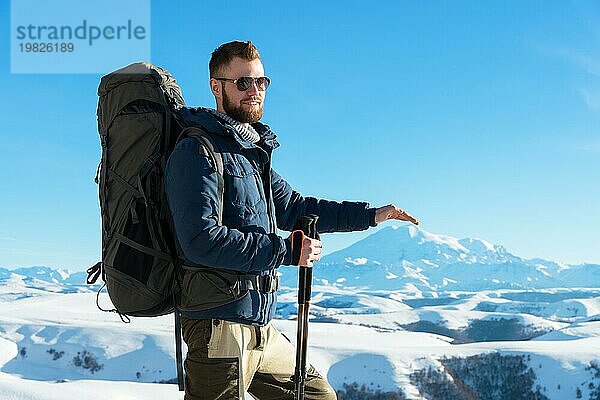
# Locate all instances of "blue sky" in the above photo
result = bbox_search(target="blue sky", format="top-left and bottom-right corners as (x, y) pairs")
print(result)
(0, 1), (599, 271)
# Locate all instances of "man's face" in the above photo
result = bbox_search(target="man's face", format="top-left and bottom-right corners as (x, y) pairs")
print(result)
(211, 57), (266, 123)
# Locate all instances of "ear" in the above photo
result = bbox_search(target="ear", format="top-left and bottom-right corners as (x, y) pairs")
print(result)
(209, 78), (221, 99)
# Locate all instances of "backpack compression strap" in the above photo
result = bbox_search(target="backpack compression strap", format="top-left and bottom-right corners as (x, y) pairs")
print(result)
(179, 127), (225, 224)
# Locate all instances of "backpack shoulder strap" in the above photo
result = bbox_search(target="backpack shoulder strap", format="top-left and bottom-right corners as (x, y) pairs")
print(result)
(179, 127), (225, 224)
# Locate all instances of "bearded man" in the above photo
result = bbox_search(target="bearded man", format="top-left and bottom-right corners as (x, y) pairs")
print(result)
(165, 40), (419, 400)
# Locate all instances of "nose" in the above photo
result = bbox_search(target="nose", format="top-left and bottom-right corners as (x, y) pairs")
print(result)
(246, 81), (260, 95)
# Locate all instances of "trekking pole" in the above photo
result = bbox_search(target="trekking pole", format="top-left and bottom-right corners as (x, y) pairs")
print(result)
(291, 214), (319, 400)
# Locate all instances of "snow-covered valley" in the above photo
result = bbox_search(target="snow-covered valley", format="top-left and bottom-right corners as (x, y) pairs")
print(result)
(1, 224), (598, 399)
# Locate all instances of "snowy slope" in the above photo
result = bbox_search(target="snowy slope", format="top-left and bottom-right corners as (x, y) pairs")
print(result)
(1, 225), (599, 399)
(0, 288), (599, 399)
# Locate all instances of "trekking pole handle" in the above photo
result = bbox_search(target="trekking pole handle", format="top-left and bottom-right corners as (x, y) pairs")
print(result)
(291, 215), (319, 301)
(290, 215), (320, 265)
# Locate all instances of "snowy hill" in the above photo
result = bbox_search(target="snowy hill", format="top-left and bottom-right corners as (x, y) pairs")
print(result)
(1, 225), (599, 399)
(0, 282), (599, 399)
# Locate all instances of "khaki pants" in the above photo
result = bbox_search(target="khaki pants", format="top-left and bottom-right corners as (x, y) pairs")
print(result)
(181, 317), (337, 400)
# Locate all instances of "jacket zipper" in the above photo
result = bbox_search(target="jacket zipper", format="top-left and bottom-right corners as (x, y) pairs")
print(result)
(247, 146), (274, 322)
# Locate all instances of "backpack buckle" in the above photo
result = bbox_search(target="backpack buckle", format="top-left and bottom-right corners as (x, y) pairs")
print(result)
(230, 280), (242, 297)
(260, 275), (280, 293)
(86, 262), (103, 284)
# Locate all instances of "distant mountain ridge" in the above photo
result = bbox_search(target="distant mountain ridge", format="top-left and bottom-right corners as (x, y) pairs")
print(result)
(2, 225), (598, 293)
(280, 224), (599, 292)
(0, 265), (90, 288)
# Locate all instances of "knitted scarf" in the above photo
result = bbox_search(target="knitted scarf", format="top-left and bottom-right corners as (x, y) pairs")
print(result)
(207, 108), (260, 144)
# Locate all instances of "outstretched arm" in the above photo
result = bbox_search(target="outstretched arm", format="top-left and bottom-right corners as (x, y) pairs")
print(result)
(270, 168), (373, 233)
(271, 169), (419, 233)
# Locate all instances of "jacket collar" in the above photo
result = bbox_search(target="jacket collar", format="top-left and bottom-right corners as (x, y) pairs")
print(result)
(252, 122), (280, 151)
(181, 107), (280, 151)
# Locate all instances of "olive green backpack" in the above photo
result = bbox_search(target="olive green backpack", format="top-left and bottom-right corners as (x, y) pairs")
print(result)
(86, 62), (224, 390)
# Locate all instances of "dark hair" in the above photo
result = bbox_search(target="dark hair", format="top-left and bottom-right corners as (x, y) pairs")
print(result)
(209, 41), (262, 77)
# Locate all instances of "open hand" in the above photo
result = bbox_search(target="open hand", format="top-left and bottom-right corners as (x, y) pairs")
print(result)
(374, 204), (419, 225)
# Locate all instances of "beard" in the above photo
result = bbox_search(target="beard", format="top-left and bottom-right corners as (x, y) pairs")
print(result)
(222, 87), (264, 123)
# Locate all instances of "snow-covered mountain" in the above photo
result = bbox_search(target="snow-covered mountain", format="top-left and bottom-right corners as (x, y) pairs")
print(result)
(323, 224), (519, 265)
(278, 224), (599, 292)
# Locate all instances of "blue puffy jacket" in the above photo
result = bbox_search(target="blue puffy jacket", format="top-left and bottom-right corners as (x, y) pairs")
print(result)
(165, 109), (376, 326)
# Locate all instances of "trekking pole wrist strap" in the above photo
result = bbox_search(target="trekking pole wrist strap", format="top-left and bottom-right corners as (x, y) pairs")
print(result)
(290, 230), (305, 266)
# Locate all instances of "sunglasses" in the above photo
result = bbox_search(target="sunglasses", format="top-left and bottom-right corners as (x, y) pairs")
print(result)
(214, 76), (271, 91)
